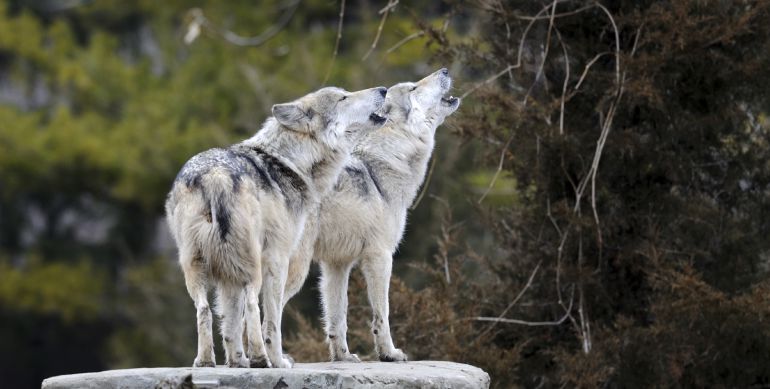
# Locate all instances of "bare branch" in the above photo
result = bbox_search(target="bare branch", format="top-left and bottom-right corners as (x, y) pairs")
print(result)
(475, 261), (543, 340)
(322, 0), (346, 85)
(472, 315), (568, 327)
(594, 2), (621, 86)
(523, 0), (559, 106)
(477, 132), (515, 203)
(573, 2), (623, 213)
(473, 285), (574, 327)
(385, 30), (425, 55)
(460, 0), (595, 99)
(186, 0), (300, 47)
(460, 64), (514, 99)
(554, 26), (570, 135)
(513, 4), (595, 21)
(573, 51), (612, 92)
(362, 0), (399, 60)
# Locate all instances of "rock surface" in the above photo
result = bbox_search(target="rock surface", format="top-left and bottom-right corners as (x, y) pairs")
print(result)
(41, 361), (490, 389)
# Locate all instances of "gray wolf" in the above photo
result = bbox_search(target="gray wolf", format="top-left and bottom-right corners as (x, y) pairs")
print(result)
(282, 69), (461, 362)
(165, 86), (387, 368)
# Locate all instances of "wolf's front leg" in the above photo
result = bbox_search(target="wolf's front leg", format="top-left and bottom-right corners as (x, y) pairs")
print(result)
(282, 235), (315, 309)
(361, 253), (407, 362)
(261, 254), (293, 368)
(320, 261), (360, 362)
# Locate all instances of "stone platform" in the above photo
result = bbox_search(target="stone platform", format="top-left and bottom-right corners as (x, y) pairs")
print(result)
(41, 361), (490, 389)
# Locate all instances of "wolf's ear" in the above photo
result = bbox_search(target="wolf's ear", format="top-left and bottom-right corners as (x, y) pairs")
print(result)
(272, 103), (308, 130)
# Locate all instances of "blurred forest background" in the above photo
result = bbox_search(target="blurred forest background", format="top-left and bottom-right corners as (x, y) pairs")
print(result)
(1, 0), (770, 388)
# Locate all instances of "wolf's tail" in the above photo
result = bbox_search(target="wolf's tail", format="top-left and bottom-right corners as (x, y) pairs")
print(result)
(194, 170), (258, 285)
(203, 171), (235, 242)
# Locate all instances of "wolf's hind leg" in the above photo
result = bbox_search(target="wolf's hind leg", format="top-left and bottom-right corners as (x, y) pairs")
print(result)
(361, 253), (407, 362)
(245, 283), (269, 367)
(180, 251), (216, 367)
(217, 284), (249, 368)
(320, 261), (360, 362)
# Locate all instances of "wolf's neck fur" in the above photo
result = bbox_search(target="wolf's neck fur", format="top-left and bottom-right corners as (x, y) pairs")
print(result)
(244, 118), (349, 196)
(355, 121), (437, 207)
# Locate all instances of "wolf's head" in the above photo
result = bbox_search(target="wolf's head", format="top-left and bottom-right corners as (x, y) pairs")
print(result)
(271, 86), (387, 149)
(382, 68), (460, 133)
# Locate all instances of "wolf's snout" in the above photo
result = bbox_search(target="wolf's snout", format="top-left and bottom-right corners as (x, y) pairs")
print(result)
(439, 68), (448, 76)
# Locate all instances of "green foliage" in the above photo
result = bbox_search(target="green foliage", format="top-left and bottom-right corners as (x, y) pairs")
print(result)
(107, 259), (196, 368)
(0, 257), (104, 322)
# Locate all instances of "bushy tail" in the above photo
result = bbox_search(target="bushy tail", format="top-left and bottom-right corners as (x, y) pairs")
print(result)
(203, 171), (235, 242)
(195, 170), (258, 285)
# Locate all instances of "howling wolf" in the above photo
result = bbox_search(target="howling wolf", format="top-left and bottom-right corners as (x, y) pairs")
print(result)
(165, 86), (387, 368)
(283, 69), (460, 362)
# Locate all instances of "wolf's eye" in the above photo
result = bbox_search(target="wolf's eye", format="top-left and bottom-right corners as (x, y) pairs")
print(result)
(339, 96), (347, 101)
(410, 86), (418, 92)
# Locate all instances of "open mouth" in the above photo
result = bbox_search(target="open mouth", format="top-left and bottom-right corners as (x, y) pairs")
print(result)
(369, 112), (386, 124)
(441, 95), (459, 106)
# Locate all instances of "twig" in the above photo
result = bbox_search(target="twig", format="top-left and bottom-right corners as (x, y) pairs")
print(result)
(186, 1), (300, 47)
(554, 26), (570, 135)
(513, 4), (594, 20)
(555, 228), (569, 304)
(460, 64), (514, 99)
(594, 2), (620, 86)
(473, 285), (574, 327)
(385, 30), (425, 54)
(460, 0), (594, 99)
(577, 233), (591, 353)
(322, 0), (346, 85)
(475, 261), (543, 340)
(477, 132), (515, 203)
(573, 52), (612, 92)
(362, 0), (399, 60)
(545, 199), (563, 238)
(473, 315), (569, 326)
(459, 1), (553, 99)
(523, 0), (559, 106)
(573, 2), (622, 213)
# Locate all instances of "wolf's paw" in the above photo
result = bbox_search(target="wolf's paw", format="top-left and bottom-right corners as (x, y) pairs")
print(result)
(249, 354), (271, 368)
(379, 348), (408, 362)
(193, 357), (216, 368)
(271, 355), (294, 368)
(283, 353), (295, 366)
(227, 355), (249, 368)
(333, 352), (361, 363)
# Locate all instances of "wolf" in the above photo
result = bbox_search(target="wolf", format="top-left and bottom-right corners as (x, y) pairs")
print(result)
(165, 86), (387, 369)
(282, 69), (461, 362)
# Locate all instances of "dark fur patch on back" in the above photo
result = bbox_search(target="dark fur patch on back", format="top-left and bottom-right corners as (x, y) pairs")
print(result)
(227, 145), (274, 190)
(311, 159), (328, 179)
(363, 160), (387, 201)
(255, 147), (306, 191)
(249, 146), (309, 209)
(224, 144), (310, 212)
(344, 166), (370, 196)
